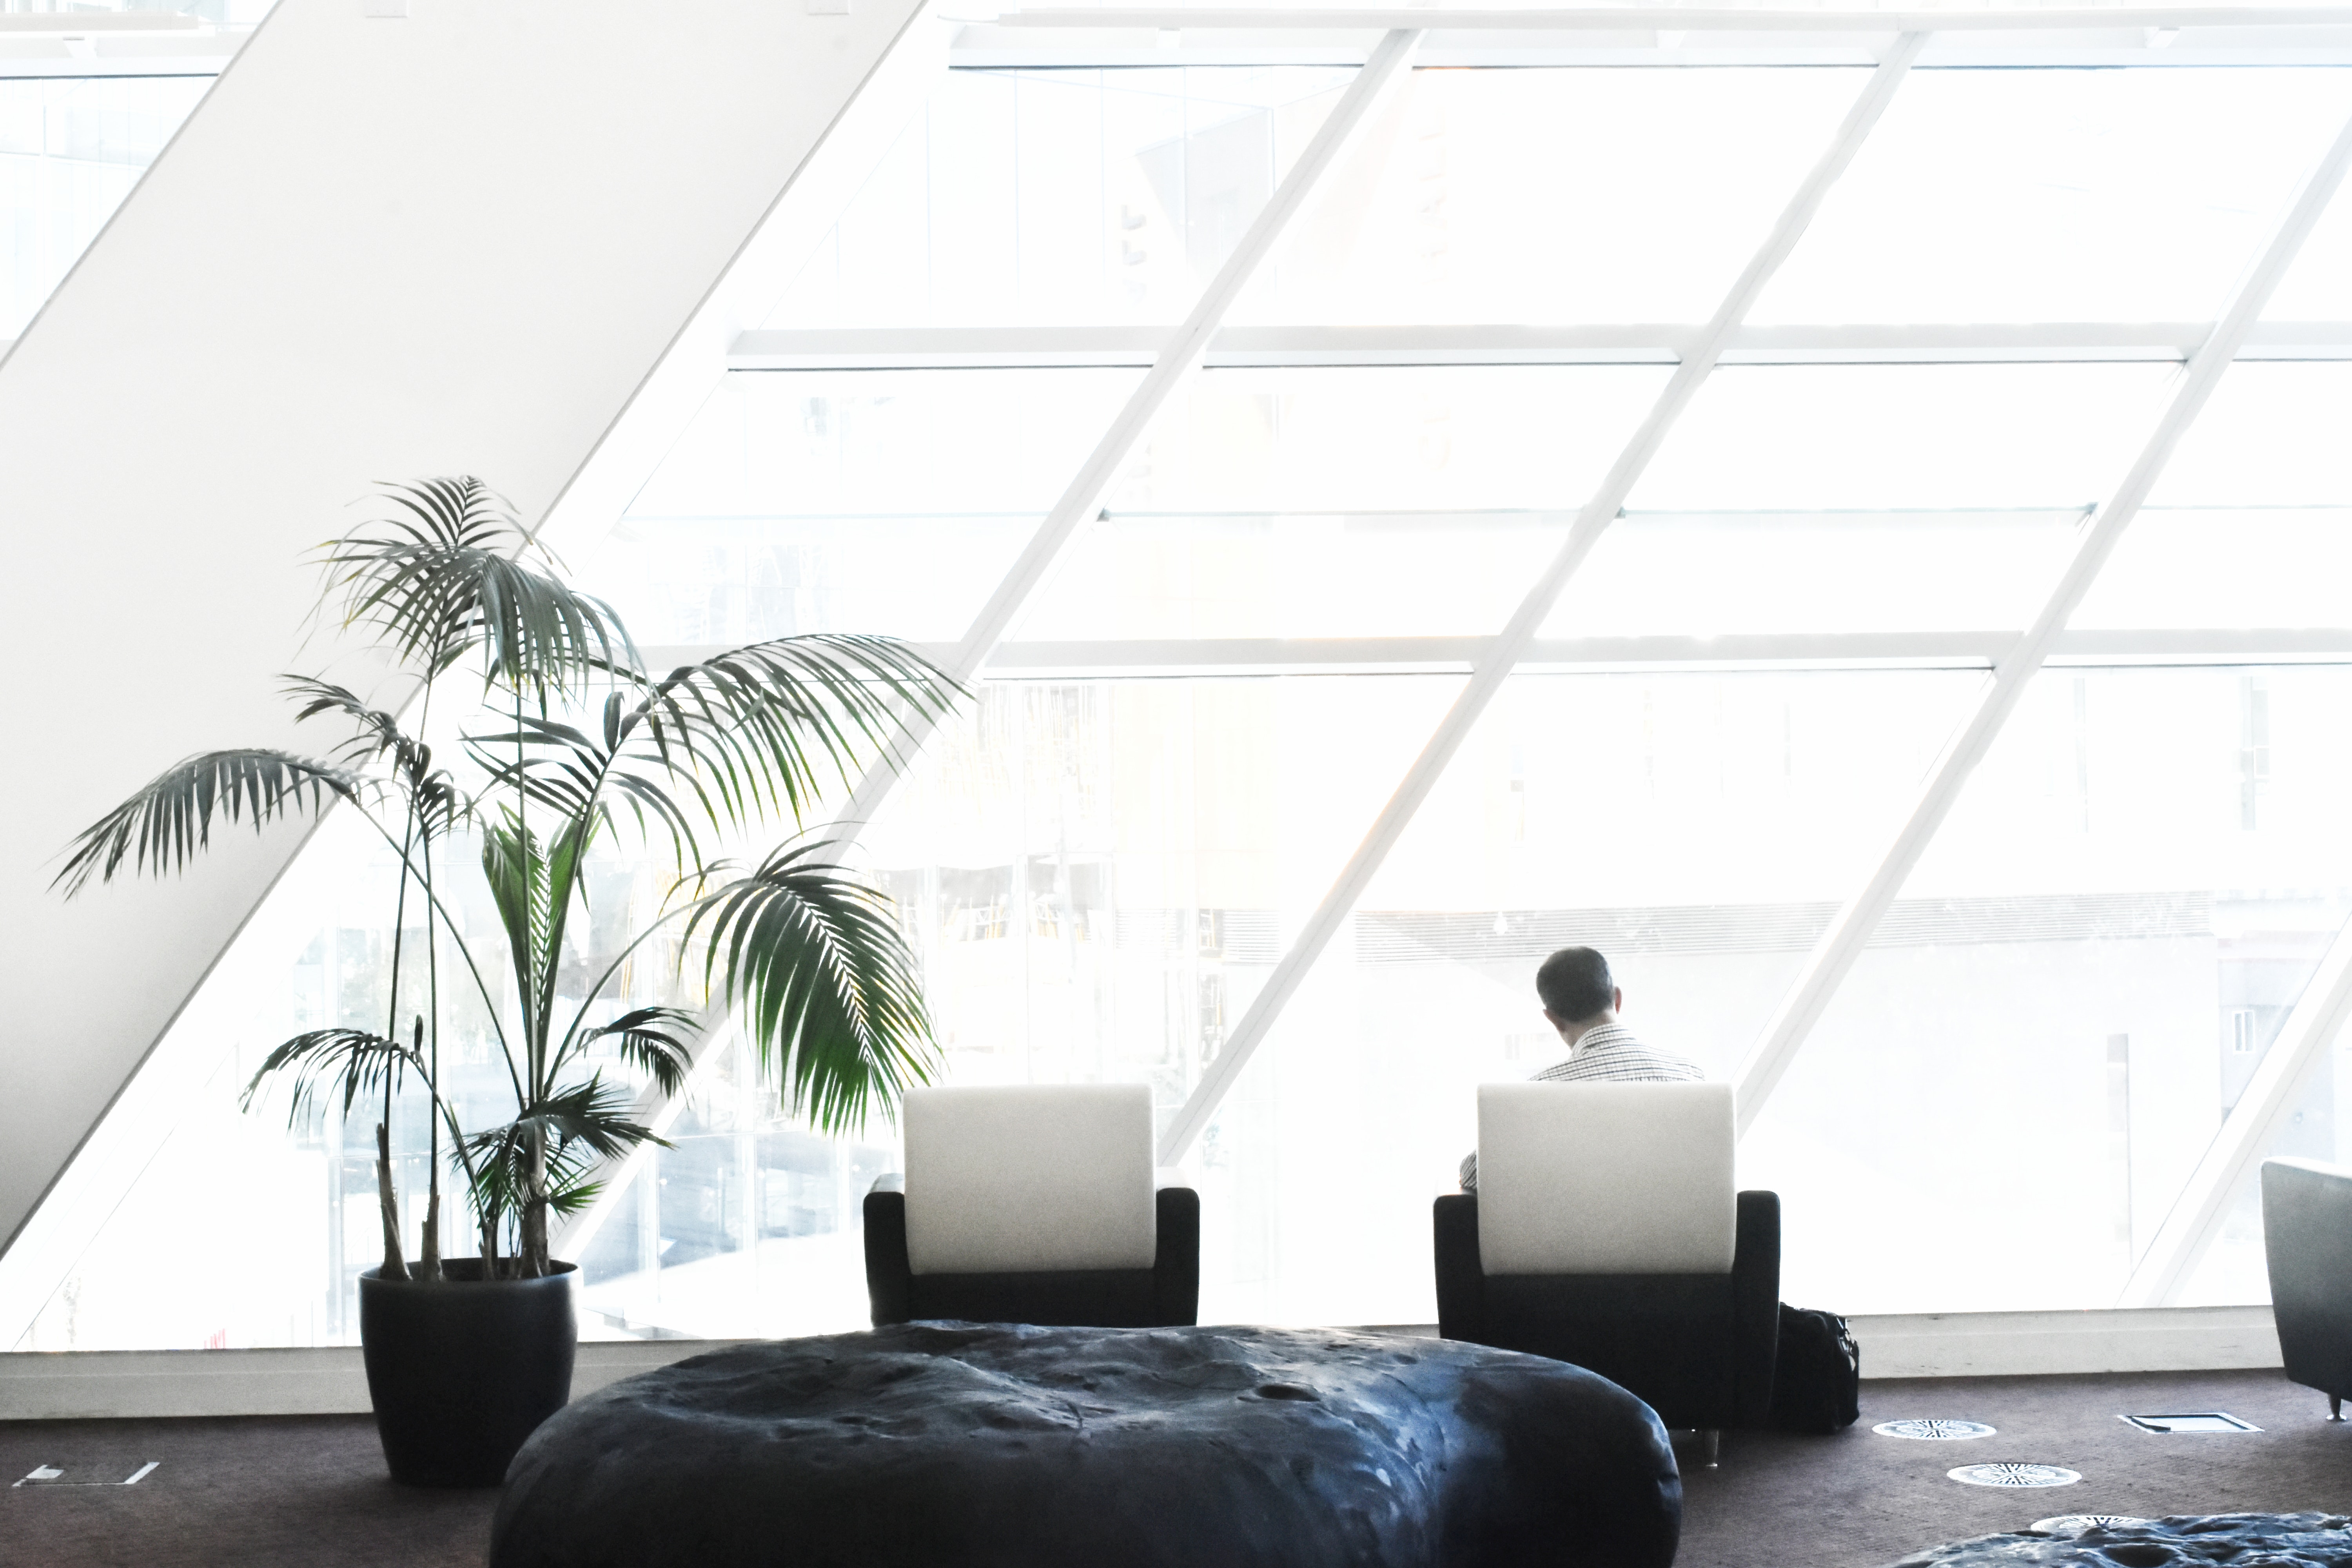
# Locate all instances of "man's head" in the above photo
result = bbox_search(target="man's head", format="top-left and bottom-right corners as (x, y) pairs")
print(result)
(1535, 946), (1620, 1030)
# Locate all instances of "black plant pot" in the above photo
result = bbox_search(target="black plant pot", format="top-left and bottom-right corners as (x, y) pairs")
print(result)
(358, 1259), (577, 1488)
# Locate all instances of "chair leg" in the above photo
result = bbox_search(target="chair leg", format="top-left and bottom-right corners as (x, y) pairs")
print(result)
(2331, 1395), (2344, 1423)
(1700, 1430), (1721, 1468)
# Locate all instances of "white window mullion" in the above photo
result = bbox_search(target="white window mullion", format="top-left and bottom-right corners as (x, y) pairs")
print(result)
(1730, 99), (2352, 1139)
(821, 27), (1426, 838)
(1154, 32), (1933, 1167)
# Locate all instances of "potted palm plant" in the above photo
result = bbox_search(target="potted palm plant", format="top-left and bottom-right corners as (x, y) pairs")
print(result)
(57, 477), (960, 1485)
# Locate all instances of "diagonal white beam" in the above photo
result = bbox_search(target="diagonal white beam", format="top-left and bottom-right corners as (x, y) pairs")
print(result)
(2118, 912), (2352, 1308)
(1731, 98), (2352, 1140)
(826, 27), (1424, 835)
(1155, 31), (1931, 1167)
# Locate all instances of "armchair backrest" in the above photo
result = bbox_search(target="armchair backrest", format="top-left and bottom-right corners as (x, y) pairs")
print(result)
(903, 1083), (1158, 1275)
(1476, 1081), (1737, 1276)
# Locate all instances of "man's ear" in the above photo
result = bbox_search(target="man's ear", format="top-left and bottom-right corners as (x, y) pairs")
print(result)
(1611, 987), (1624, 1013)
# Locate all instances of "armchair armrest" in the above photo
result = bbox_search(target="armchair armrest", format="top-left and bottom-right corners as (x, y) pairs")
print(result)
(1153, 1187), (1201, 1326)
(863, 1189), (913, 1327)
(1732, 1190), (1781, 1430)
(1434, 1193), (1485, 1342)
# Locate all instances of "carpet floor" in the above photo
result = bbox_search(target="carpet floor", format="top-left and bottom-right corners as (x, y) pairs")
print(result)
(3, 1367), (2343, 1566)
(1679, 1367), (2352, 1568)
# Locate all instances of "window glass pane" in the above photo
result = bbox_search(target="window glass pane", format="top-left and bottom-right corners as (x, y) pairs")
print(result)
(766, 67), (1350, 329)
(0, 76), (212, 338)
(1099, 365), (1671, 515)
(2146, 363), (2352, 509)
(1546, 510), (2082, 641)
(1745, 666), (2352, 1315)
(10, 807), (712, 1350)
(1752, 69), (2352, 324)
(563, 674), (1468, 1338)
(1625, 364), (2172, 511)
(2073, 510), (2352, 634)
(2265, 163), (2352, 321)
(2174, 1063), (2343, 1308)
(1229, 66), (1859, 326)
(1197, 668), (1982, 1327)
(577, 368), (1142, 645)
(1016, 365), (1668, 641)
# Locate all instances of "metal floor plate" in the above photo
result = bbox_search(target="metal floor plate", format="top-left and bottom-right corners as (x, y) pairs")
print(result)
(1875, 1419), (1997, 1440)
(1949, 1463), (2082, 1488)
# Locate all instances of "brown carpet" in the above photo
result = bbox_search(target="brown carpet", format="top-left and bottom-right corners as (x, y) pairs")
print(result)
(0, 1414), (490, 1568)
(1680, 1367), (2352, 1568)
(4, 1367), (2345, 1566)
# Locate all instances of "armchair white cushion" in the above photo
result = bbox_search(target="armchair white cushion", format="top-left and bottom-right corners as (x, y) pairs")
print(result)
(903, 1084), (1158, 1275)
(1475, 1081), (1737, 1276)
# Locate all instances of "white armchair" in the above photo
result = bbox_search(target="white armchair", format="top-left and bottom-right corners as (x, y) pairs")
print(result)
(1434, 1082), (1779, 1448)
(863, 1084), (1200, 1327)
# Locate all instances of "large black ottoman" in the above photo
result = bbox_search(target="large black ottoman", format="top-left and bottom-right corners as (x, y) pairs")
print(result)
(1886, 1513), (2352, 1566)
(491, 1321), (1681, 1568)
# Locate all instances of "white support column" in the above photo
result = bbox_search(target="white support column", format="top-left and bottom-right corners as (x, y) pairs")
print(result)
(825, 27), (1425, 833)
(1731, 100), (2352, 1139)
(1155, 33), (1930, 1166)
(545, 41), (1422, 1259)
(2119, 904), (2352, 1307)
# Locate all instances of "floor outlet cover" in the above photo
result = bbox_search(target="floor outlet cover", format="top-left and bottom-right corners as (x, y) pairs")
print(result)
(1875, 1419), (1997, 1440)
(1947, 1463), (2081, 1488)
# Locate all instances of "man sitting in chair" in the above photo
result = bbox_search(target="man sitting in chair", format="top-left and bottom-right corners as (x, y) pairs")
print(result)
(1458, 945), (1702, 1192)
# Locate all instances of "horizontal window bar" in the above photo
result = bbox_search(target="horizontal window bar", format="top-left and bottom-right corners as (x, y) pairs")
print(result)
(730, 322), (2352, 371)
(639, 630), (2352, 678)
(991, 8), (2352, 34)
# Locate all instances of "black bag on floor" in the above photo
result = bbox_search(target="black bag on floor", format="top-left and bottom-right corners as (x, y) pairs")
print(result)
(1768, 1305), (1860, 1433)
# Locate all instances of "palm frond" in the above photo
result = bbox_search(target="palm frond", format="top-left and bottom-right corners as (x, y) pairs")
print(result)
(239, 1027), (422, 1129)
(578, 1006), (699, 1096)
(679, 838), (940, 1134)
(623, 634), (963, 832)
(281, 676), (419, 769)
(464, 1078), (660, 1174)
(319, 477), (637, 699)
(56, 750), (363, 897)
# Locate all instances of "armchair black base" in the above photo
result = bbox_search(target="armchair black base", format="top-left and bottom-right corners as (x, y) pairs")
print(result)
(1434, 1189), (1781, 1433)
(864, 1186), (1201, 1328)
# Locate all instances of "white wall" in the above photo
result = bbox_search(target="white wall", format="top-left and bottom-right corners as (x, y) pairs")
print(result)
(0, 0), (939, 1272)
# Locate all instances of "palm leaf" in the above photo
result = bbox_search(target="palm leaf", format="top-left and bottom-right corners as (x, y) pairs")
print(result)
(579, 1006), (699, 1097)
(679, 838), (940, 1134)
(319, 477), (637, 699)
(623, 634), (963, 832)
(239, 1027), (422, 1128)
(56, 750), (363, 896)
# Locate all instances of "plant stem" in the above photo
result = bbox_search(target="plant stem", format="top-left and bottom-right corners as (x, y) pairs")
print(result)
(414, 1015), (440, 1281)
(373, 1122), (408, 1281)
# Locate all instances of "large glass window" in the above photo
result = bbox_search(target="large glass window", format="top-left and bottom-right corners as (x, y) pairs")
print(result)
(20, 47), (2352, 1351)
